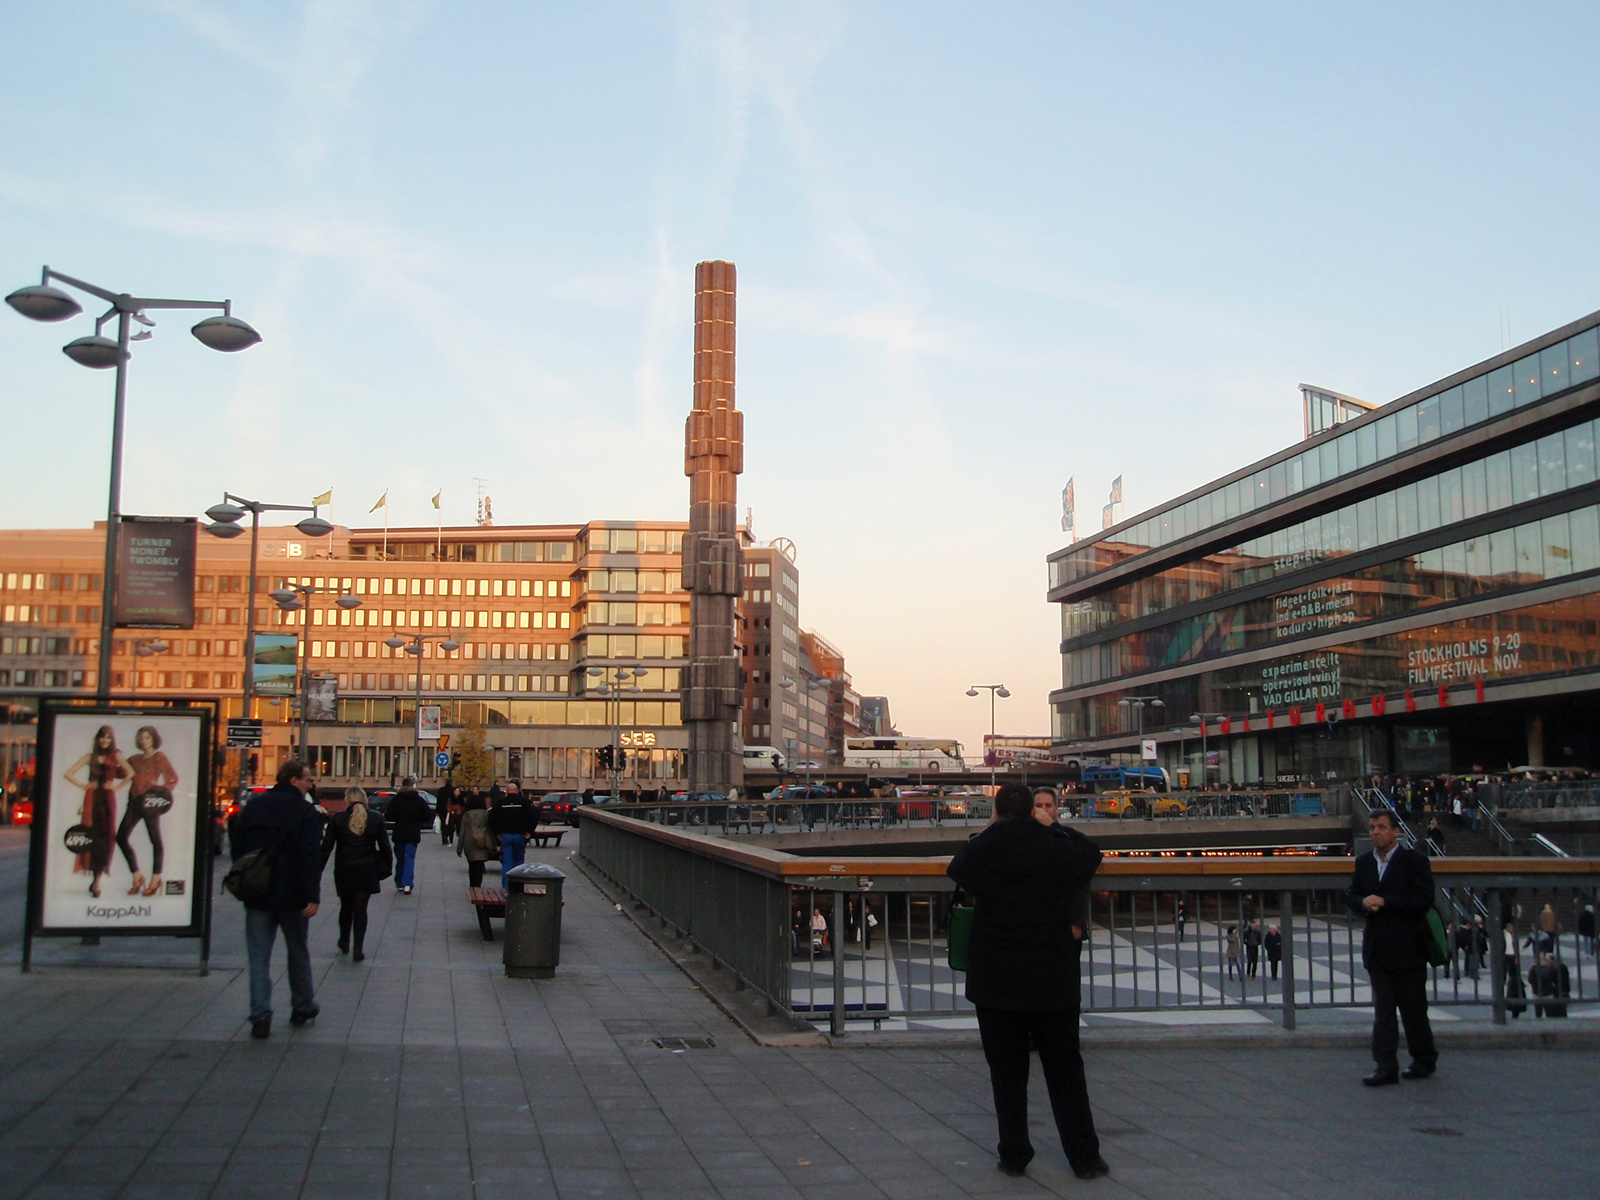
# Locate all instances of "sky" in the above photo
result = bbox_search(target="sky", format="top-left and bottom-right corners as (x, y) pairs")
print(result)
(5, 2), (1600, 756)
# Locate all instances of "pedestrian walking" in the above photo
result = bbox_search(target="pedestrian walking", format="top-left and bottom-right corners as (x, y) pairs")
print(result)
(436, 782), (459, 845)
(320, 786), (392, 963)
(455, 791), (495, 887)
(1529, 953), (1571, 1018)
(1347, 808), (1438, 1085)
(1425, 817), (1445, 857)
(947, 784), (1108, 1181)
(1579, 904), (1595, 956)
(1264, 925), (1282, 980)
(1226, 926), (1242, 980)
(386, 777), (433, 895)
(1175, 897), (1187, 940)
(231, 760), (323, 1040)
(487, 785), (536, 888)
(1244, 921), (1263, 978)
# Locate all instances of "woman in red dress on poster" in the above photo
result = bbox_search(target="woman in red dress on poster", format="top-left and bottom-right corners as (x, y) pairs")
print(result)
(61, 725), (130, 898)
(118, 725), (178, 897)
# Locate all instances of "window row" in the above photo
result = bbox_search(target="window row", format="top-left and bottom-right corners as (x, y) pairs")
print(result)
(349, 539), (577, 563)
(296, 575), (575, 599)
(1054, 591), (1600, 743)
(0, 669), (88, 688)
(1062, 416), (1600, 639)
(4, 636), (94, 656)
(279, 607), (575, 630)
(585, 569), (684, 595)
(586, 528), (685, 555)
(308, 640), (571, 662)
(584, 602), (685, 627)
(1051, 322), (1600, 585)
(582, 634), (687, 659)
(313, 697), (684, 729)
(342, 672), (572, 694)
(1063, 504), (1600, 688)
(0, 573), (101, 592)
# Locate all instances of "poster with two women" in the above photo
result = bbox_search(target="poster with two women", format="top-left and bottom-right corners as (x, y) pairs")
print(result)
(27, 704), (213, 937)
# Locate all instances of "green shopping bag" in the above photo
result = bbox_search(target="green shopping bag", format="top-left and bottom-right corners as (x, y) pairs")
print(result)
(1424, 907), (1451, 969)
(948, 904), (975, 971)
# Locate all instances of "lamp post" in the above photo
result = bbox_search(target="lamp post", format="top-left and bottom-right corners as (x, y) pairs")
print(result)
(384, 631), (462, 781)
(6, 267), (260, 701)
(202, 495), (333, 717)
(269, 581), (361, 772)
(588, 665), (646, 796)
(1190, 712), (1225, 791)
(128, 637), (169, 694)
(965, 684), (1011, 791)
(1116, 695), (1165, 784)
(781, 673), (829, 797)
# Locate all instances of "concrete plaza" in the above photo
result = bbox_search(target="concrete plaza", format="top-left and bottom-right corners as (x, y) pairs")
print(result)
(0, 826), (1594, 1200)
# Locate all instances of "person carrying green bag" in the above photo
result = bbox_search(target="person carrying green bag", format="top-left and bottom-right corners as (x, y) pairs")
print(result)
(947, 783), (1105, 1181)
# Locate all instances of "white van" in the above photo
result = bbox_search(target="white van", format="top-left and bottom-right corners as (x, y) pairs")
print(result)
(742, 746), (786, 770)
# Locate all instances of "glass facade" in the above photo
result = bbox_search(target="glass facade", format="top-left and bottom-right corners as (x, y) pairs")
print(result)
(1050, 323), (1600, 587)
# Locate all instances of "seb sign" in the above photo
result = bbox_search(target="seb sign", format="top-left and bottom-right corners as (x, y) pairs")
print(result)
(260, 542), (306, 559)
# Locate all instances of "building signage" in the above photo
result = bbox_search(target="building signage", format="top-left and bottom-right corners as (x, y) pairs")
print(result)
(619, 730), (657, 747)
(225, 718), (263, 748)
(251, 634), (299, 696)
(1260, 651), (1342, 707)
(26, 704), (211, 938)
(114, 516), (197, 629)
(418, 704), (441, 740)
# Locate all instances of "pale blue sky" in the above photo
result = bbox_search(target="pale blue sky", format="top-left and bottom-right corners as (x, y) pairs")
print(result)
(5, 2), (1600, 752)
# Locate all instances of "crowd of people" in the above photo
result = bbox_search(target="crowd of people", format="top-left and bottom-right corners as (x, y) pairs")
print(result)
(227, 761), (562, 1040)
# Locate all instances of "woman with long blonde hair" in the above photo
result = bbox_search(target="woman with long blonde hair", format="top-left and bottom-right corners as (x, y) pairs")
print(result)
(320, 786), (392, 961)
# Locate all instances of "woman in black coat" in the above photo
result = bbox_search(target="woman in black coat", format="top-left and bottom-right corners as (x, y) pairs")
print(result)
(321, 786), (392, 962)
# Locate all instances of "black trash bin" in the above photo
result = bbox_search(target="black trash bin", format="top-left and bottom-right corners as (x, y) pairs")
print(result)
(503, 862), (566, 978)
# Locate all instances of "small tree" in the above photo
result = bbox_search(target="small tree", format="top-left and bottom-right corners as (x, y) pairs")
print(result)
(455, 710), (494, 787)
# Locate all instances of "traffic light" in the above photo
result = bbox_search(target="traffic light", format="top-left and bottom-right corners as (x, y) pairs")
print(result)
(616, 747), (627, 770)
(771, 753), (782, 771)
(450, 752), (461, 771)
(598, 745), (613, 770)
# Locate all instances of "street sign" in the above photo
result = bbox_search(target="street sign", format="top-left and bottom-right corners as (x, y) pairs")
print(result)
(1141, 738), (1157, 762)
(226, 718), (263, 748)
(418, 704), (441, 741)
(437, 732), (451, 751)
(434, 751), (451, 769)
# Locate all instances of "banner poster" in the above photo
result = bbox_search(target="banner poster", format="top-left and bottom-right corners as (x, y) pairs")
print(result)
(418, 704), (442, 740)
(306, 674), (337, 722)
(251, 633), (299, 695)
(114, 516), (197, 629)
(29, 705), (210, 936)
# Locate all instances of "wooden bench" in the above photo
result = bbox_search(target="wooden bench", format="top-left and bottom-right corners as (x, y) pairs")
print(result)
(468, 886), (506, 941)
(531, 826), (566, 848)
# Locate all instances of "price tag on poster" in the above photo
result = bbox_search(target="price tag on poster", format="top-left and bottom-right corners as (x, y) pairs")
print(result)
(24, 703), (215, 969)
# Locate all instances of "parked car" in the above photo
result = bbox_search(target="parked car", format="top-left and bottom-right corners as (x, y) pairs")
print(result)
(540, 792), (584, 824)
(1093, 790), (1187, 819)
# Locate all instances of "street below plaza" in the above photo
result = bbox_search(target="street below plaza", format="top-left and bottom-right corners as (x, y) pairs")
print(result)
(0, 825), (1594, 1200)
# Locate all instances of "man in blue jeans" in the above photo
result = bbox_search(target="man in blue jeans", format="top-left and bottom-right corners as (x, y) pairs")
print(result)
(230, 760), (323, 1039)
(488, 783), (536, 887)
(385, 777), (434, 895)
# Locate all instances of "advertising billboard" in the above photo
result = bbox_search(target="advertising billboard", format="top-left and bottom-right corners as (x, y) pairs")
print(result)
(417, 704), (441, 740)
(114, 516), (197, 629)
(26, 705), (211, 938)
(251, 633), (299, 696)
(306, 674), (337, 722)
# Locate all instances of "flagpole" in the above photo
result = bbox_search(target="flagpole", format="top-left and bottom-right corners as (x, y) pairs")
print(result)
(436, 490), (442, 563)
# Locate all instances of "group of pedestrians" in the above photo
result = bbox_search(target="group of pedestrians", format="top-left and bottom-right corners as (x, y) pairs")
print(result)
(229, 762), (549, 1040)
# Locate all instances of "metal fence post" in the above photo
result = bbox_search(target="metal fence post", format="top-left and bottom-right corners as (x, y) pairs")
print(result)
(832, 889), (847, 1036)
(1488, 888), (1506, 1025)
(1278, 888), (1296, 1030)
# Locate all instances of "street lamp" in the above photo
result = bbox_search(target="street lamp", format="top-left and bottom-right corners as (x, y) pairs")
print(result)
(965, 684), (1011, 790)
(1190, 712), (1225, 791)
(587, 664), (646, 795)
(781, 673), (829, 796)
(270, 581), (361, 771)
(1117, 695), (1165, 783)
(6, 267), (260, 700)
(385, 631), (462, 781)
(202, 493), (336, 747)
(129, 637), (169, 694)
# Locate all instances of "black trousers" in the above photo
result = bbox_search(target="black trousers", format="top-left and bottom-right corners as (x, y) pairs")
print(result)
(1368, 962), (1437, 1072)
(467, 858), (486, 888)
(975, 1006), (1099, 1170)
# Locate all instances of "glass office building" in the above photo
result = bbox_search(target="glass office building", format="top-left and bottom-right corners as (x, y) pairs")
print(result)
(1048, 311), (1600, 783)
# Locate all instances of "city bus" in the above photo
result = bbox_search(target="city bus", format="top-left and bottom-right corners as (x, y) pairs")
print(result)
(843, 737), (964, 772)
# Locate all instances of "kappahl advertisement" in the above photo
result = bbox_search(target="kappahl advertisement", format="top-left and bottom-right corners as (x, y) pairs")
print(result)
(36, 709), (206, 932)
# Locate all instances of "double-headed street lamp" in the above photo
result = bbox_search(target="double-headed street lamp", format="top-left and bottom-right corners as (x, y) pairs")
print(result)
(1117, 695), (1165, 780)
(6, 267), (260, 700)
(203, 494), (334, 722)
(966, 683), (1011, 790)
(129, 638), (169, 695)
(587, 665), (646, 796)
(269, 581), (361, 767)
(781, 673), (829, 795)
(1190, 712), (1226, 789)
(384, 631), (462, 780)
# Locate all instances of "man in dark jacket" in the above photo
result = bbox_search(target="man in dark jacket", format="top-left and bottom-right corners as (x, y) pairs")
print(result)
(386, 777), (433, 895)
(230, 759), (323, 1039)
(948, 784), (1107, 1180)
(1346, 808), (1438, 1084)
(487, 784), (536, 887)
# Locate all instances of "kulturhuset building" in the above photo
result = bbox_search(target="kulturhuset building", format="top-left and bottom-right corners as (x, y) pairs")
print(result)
(1049, 310), (1600, 783)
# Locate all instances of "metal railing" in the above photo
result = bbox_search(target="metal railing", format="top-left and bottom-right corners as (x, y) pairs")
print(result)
(578, 808), (1600, 1035)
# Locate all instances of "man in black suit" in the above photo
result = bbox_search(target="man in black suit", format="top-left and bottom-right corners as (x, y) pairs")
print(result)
(1346, 808), (1438, 1085)
(949, 784), (1107, 1180)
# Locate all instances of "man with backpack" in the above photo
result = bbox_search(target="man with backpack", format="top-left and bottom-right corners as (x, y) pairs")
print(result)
(229, 759), (323, 1040)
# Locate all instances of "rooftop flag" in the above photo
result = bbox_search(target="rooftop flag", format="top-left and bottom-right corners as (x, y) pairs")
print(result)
(369, 489), (388, 513)
(311, 488), (332, 506)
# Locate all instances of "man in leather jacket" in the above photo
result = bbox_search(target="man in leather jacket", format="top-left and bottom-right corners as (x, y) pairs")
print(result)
(386, 777), (433, 895)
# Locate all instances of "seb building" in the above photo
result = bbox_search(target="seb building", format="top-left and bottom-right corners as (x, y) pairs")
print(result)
(1048, 312), (1600, 784)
